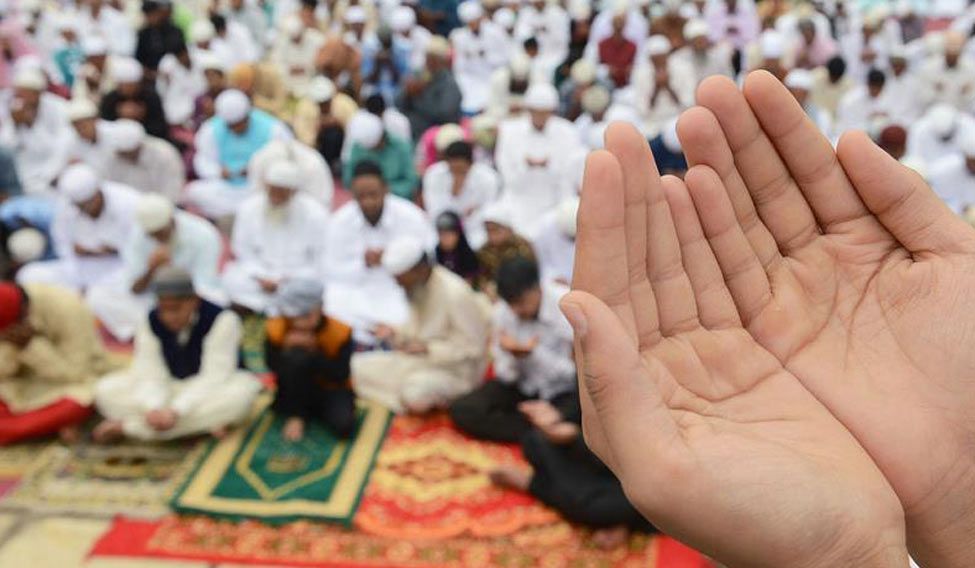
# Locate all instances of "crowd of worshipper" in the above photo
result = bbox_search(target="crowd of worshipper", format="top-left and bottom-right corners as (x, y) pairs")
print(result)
(1, 0), (974, 550)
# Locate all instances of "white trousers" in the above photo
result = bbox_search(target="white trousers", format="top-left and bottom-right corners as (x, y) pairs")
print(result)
(352, 351), (480, 414)
(222, 261), (275, 313)
(16, 256), (124, 291)
(184, 179), (254, 219)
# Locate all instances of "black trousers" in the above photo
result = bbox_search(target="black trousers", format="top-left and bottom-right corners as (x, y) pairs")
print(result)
(271, 348), (356, 439)
(448, 381), (580, 443)
(315, 125), (345, 176)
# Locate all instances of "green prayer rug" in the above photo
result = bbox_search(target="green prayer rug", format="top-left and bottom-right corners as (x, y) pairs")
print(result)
(171, 400), (391, 526)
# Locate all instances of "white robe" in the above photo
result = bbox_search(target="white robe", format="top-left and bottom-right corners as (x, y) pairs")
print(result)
(0, 92), (72, 196)
(834, 86), (895, 136)
(269, 29), (327, 96)
(629, 59), (696, 137)
(68, 120), (115, 174)
(928, 156), (975, 214)
(530, 211), (575, 286)
(670, 44), (735, 87)
(157, 54), (208, 127)
(422, 160), (500, 249)
(450, 22), (511, 114)
(885, 72), (924, 125)
(79, 5), (136, 56)
(246, 139), (334, 209)
(917, 56), (975, 111)
(907, 112), (975, 165)
(101, 137), (186, 202)
(514, 4), (570, 79)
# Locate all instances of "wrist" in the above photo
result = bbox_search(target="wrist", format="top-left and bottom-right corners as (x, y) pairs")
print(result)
(906, 473), (975, 568)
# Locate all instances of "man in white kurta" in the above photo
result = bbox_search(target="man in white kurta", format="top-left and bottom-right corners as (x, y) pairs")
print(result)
(834, 69), (894, 135)
(495, 83), (583, 236)
(631, 35), (696, 138)
(422, 140), (500, 249)
(247, 138), (334, 209)
(223, 160), (329, 314)
(907, 105), (975, 165)
(93, 268), (261, 442)
(929, 132), (975, 215)
(918, 32), (975, 111)
(530, 197), (577, 287)
(352, 237), (490, 414)
(671, 19), (735, 86)
(514, 0), (570, 80)
(268, 16), (326, 97)
(156, 47), (207, 127)
(450, 1), (510, 114)
(66, 97), (113, 173)
(324, 161), (437, 340)
(101, 119), (185, 202)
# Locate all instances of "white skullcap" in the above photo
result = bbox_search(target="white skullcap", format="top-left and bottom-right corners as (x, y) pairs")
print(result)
(524, 83), (558, 111)
(264, 160), (301, 189)
(58, 163), (100, 203)
(458, 1), (484, 23)
(111, 57), (144, 84)
(960, 130), (975, 157)
(785, 68), (814, 91)
(12, 67), (45, 90)
(195, 50), (225, 72)
(82, 36), (108, 56)
(509, 52), (531, 79)
(481, 200), (512, 227)
(426, 35), (450, 57)
(900, 156), (927, 181)
(136, 194), (176, 232)
(276, 279), (325, 317)
(888, 44), (907, 60)
(391, 6), (416, 31)
(67, 98), (98, 121)
(645, 35), (672, 57)
(581, 85), (611, 114)
(215, 89), (251, 124)
(306, 76), (336, 103)
(568, 0), (591, 20)
(760, 30), (785, 59)
(556, 197), (579, 238)
(382, 237), (428, 276)
(928, 104), (958, 138)
(344, 5), (367, 23)
(570, 58), (596, 84)
(110, 119), (146, 152)
(684, 19), (709, 41)
(190, 19), (216, 43)
(282, 15), (304, 38)
(434, 123), (464, 151)
(661, 118), (682, 154)
(493, 7), (516, 29)
(347, 111), (385, 148)
(7, 228), (46, 264)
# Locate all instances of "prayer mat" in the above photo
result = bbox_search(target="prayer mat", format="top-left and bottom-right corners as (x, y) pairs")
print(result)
(0, 440), (53, 477)
(90, 516), (712, 568)
(240, 314), (269, 374)
(171, 400), (391, 526)
(0, 440), (206, 518)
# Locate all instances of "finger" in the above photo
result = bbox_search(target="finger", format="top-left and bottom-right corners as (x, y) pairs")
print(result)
(604, 122), (663, 347)
(560, 291), (679, 477)
(661, 176), (742, 329)
(695, 74), (820, 253)
(572, 150), (645, 344)
(837, 131), (975, 257)
(678, 106), (781, 274)
(743, 71), (881, 235)
(685, 165), (772, 325)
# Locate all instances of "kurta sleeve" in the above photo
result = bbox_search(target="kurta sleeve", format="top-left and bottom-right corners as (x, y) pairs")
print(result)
(192, 121), (222, 179)
(170, 312), (244, 415)
(17, 295), (104, 384)
(128, 319), (173, 412)
(490, 305), (519, 384)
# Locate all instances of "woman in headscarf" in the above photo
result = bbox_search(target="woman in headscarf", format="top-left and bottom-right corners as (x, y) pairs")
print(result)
(435, 212), (481, 285)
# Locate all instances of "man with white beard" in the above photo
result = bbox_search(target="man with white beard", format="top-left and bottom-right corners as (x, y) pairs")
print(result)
(223, 161), (329, 314)
(451, 1), (510, 114)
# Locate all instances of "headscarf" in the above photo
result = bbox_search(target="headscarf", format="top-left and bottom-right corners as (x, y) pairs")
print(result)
(435, 212), (480, 282)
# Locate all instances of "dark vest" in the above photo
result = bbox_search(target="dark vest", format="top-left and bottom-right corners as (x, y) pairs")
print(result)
(149, 300), (224, 380)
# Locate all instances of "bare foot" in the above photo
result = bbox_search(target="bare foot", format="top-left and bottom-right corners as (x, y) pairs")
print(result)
(91, 420), (125, 444)
(591, 525), (629, 550)
(488, 465), (533, 492)
(210, 425), (231, 440)
(58, 425), (82, 445)
(282, 417), (305, 442)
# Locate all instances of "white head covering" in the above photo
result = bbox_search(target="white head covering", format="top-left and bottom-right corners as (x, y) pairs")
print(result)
(458, 1), (484, 23)
(111, 57), (144, 84)
(276, 279), (324, 317)
(67, 98), (98, 122)
(524, 83), (558, 111)
(195, 50), (225, 72)
(282, 15), (304, 39)
(347, 111), (385, 148)
(7, 228), (46, 264)
(345, 5), (367, 23)
(661, 118), (682, 154)
(434, 123), (464, 151)
(928, 104), (958, 138)
(306, 76), (336, 103)
(382, 237), (428, 276)
(426, 35), (451, 57)
(82, 36), (108, 57)
(190, 19), (216, 43)
(570, 59), (596, 84)
(556, 197), (579, 238)
(264, 160), (302, 189)
(761, 30), (785, 59)
(215, 89), (251, 124)
(684, 19), (709, 41)
(391, 6), (417, 32)
(110, 119), (146, 152)
(509, 52), (531, 79)
(12, 67), (45, 90)
(646, 35), (672, 57)
(136, 194), (176, 232)
(493, 7), (516, 29)
(482, 200), (513, 227)
(581, 85), (611, 114)
(785, 68), (814, 91)
(58, 164), (100, 203)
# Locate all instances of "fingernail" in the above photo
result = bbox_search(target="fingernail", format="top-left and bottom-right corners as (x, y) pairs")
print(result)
(560, 301), (588, 338)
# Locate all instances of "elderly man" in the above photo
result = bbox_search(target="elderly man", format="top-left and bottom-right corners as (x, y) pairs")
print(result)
(186, 89), (291, 219)
(450, 1), (509, 114)
(495, 83), (582, 236)
(0, 282), (120, 445)
(265, 279), (356, 442)
(352, 237), (490, 414)
(343, 111), (418, 200)
(269, 15), (326, 98)
(247, 138), (335, 208)
(325, 161), (436, 339)
(102, 119), (185, 202)
(67, 97), (114, 172)
(17, 164), (137, 292)
(98, 57), (170, 141)
(223, 161), (329, 314)
(530, 197), (578, 287)
(631, 35), (694, 137)
(422, 140), (500, 250)
(92, 268), (261, 443)
(672, 19), (734, 86)
(919, 31), (975, 111)
(396, 36), (462, 140)
(87, 195), (223, 341)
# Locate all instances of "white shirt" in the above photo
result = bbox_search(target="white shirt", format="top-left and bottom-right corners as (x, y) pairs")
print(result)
(514, 4), (570, 76)
(0, 93), (72, 195)
(530, 211), (575, 286)
(908, 112), (975, 165)
(451, 21), (511, 112)
(929, 155), (975, 214)
(50, 182), (140, 261)
(101, 137), (186, 202)
(123, 210), (223, 293)
(269, 28), (327, 95)
(422, 161), (500, 249)
(157, 54), (208, 126)
(834, 86), (894, 135)
(630, 58), (696, 137)
(247, 139), (334, 208)
(193, 114), (292, 181)
(918, 55), (975, 111)
(79, 5), (136, 56)
(68, 120), (115, 174)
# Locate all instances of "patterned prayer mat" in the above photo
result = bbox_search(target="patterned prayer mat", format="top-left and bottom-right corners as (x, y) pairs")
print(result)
(0, 440), (54, 477)
(171, 401), (391, 526)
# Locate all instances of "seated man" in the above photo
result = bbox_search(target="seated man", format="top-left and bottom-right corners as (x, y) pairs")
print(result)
(352, 238), (490, 414)
(0, 282), (120, 445)
(101, 119), (185, 202)
(342, 111), (419, 200)
(93, 268), (261, 442)
(449, 257), (576, 442)
(530, 196), (578, 287)
(265, 279), (356, 442)
(476, 201), (536, 297)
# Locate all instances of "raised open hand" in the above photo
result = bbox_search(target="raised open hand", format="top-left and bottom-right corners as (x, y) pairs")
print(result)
(681, 71), (975, 566)
(562, 123), (907, 567)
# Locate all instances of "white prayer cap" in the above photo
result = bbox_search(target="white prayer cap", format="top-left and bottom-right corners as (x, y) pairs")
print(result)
(482, 200), (512, 227)
(12, 66), (45, 90)
(426, 35), (451, 57)
(458, 1), (484, 23)
(282, 15), (304, 38)
(190, 19), (216, 43)
(900, 156), (928, 181)
(556, 197), (579, 238)
(645, 35), (672, 57)
(344, 5), (367, 24)
(195, 50), (225, 72)
(67, 98), (98, 122)
(677, 3), (697, 18)
(306, 76), (336, 103)
(471, 113), (498, 133)
(111, 119), (146, 152)
(111, 57), (144, 84)
(581, 85), (611, 114)
(760, 30), (785, 59)
(683, 19), (709, 41)
(82, 36), (108, 56)
(785, 68), (814, 91)
(215, 89), (251, 124)
(435, 123), (465, 151)
(391, 6), (416, 32)
(960, 130), (975, 157)
(509, 52), (531, 79)
(58, 164), (101, 203)
(927, 104), (958, 138)
(276, 278), (325, 317)
(7, 228), (46, 264)
(382, 237), (428, 276)
(493, 7), (516, 29)
(570, 58), (596, 84)
(661, 118), (682, 154)
(136, 194), (176, 233)
(264, 160), (302, 189)
(568, 0), (591, 20)
(524, 83), (558, 111)
(347, 111), (385, 148)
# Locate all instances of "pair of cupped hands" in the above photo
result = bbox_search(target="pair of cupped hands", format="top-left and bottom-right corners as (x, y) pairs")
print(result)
(562, 71), (975, 568)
